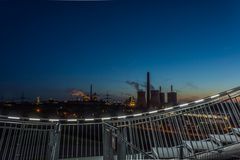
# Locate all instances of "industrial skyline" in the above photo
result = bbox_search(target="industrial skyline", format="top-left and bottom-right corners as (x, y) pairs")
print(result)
(1, 0), (240, 101)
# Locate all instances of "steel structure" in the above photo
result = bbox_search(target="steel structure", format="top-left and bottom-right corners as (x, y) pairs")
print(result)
(1, 87), (240, 159)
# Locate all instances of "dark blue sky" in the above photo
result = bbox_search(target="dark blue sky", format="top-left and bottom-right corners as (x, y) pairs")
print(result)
(1, 0), (240, 101)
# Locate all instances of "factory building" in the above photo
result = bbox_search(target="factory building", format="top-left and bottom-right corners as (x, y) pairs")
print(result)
(150, 90), (160, 107)
(167, 85), (177, 105)
(137, 91), (146, 107)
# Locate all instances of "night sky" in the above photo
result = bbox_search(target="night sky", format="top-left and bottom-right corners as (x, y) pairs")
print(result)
(0, 0), (240, 101)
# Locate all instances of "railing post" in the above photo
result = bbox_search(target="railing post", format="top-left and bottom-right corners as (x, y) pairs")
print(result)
(117, 129), (126, 160)
(103, 124), (114, 160)
(48, 123), (61, 160)
(178, 144), (184, 159)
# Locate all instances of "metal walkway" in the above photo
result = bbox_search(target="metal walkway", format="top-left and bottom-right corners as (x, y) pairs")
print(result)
(1, 87), (240, 159)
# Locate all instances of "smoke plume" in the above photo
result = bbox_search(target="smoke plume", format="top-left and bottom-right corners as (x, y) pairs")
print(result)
(126, 81), (140, 91)
(141, 82), (155, 90)
(70, 89), (85, 97)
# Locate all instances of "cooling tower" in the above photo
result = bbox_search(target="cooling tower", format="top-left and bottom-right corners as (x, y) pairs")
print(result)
(159, 86), (165, 107)
(150, 90), (160, 107)
(167, 85), (177, 105)
(137, 91), (146, 107)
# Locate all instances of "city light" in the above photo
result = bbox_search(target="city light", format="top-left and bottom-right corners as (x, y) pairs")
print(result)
(29, 118), (40, 121)
(36, 108), (41, 113)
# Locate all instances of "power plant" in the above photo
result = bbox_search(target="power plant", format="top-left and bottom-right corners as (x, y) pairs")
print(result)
(136, 72), (178, 108)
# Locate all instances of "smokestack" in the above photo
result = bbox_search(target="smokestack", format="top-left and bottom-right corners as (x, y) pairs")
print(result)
(90, 84), (93, 101)
(147, 72), (150, 108)
(137, 91), (146, 107)
(171, 85), (173, 92)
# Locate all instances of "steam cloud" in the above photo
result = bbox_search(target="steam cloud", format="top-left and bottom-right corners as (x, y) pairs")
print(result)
(70, 89), (85, 97)
(141, 82), (155, 90)
(126, 81), (140, 91)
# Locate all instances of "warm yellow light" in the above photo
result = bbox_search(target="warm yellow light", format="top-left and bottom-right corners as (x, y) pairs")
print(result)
(36, 108), (41, 113)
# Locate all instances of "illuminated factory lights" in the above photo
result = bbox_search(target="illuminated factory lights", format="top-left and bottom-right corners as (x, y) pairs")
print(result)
(194, 99), (204, 103)
(36, 108), (41, 113)
(8, 116), (20, 120)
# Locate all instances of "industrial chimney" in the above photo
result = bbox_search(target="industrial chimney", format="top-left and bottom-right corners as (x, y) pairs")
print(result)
(167, 85), (177, 105)
(147, 72), (150, 108)
(137, 91), (146, 107)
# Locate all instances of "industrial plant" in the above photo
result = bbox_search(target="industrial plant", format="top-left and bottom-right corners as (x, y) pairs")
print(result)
(135, 72), (178, 109)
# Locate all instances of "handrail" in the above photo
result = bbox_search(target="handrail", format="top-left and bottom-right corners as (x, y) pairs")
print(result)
(0, 86), (239, 123)
(103, 122), (155, 159)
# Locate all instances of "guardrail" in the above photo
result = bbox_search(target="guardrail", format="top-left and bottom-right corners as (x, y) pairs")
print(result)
(0, 86), (240, 159)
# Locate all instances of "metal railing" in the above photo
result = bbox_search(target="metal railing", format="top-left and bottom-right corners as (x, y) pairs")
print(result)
(0, 86), (240, 159)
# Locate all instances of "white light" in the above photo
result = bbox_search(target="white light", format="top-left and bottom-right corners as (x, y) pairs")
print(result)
(29, 118), (40, 121)
(133, 113), (142, 117)
(49, 119), (59, 122)
(210, 94), (220, 99)
(179, 103), (188, 107)
(118, 116), (126, 119)
(8, 116), (20, 120)
(194, 99), (204, 103)
(85, 118), (94, 121)
(164, 107), (173, 111)
(149, 110), (158, 114)
(67, 119), (77, 122)
(101, 117), (111, 120)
